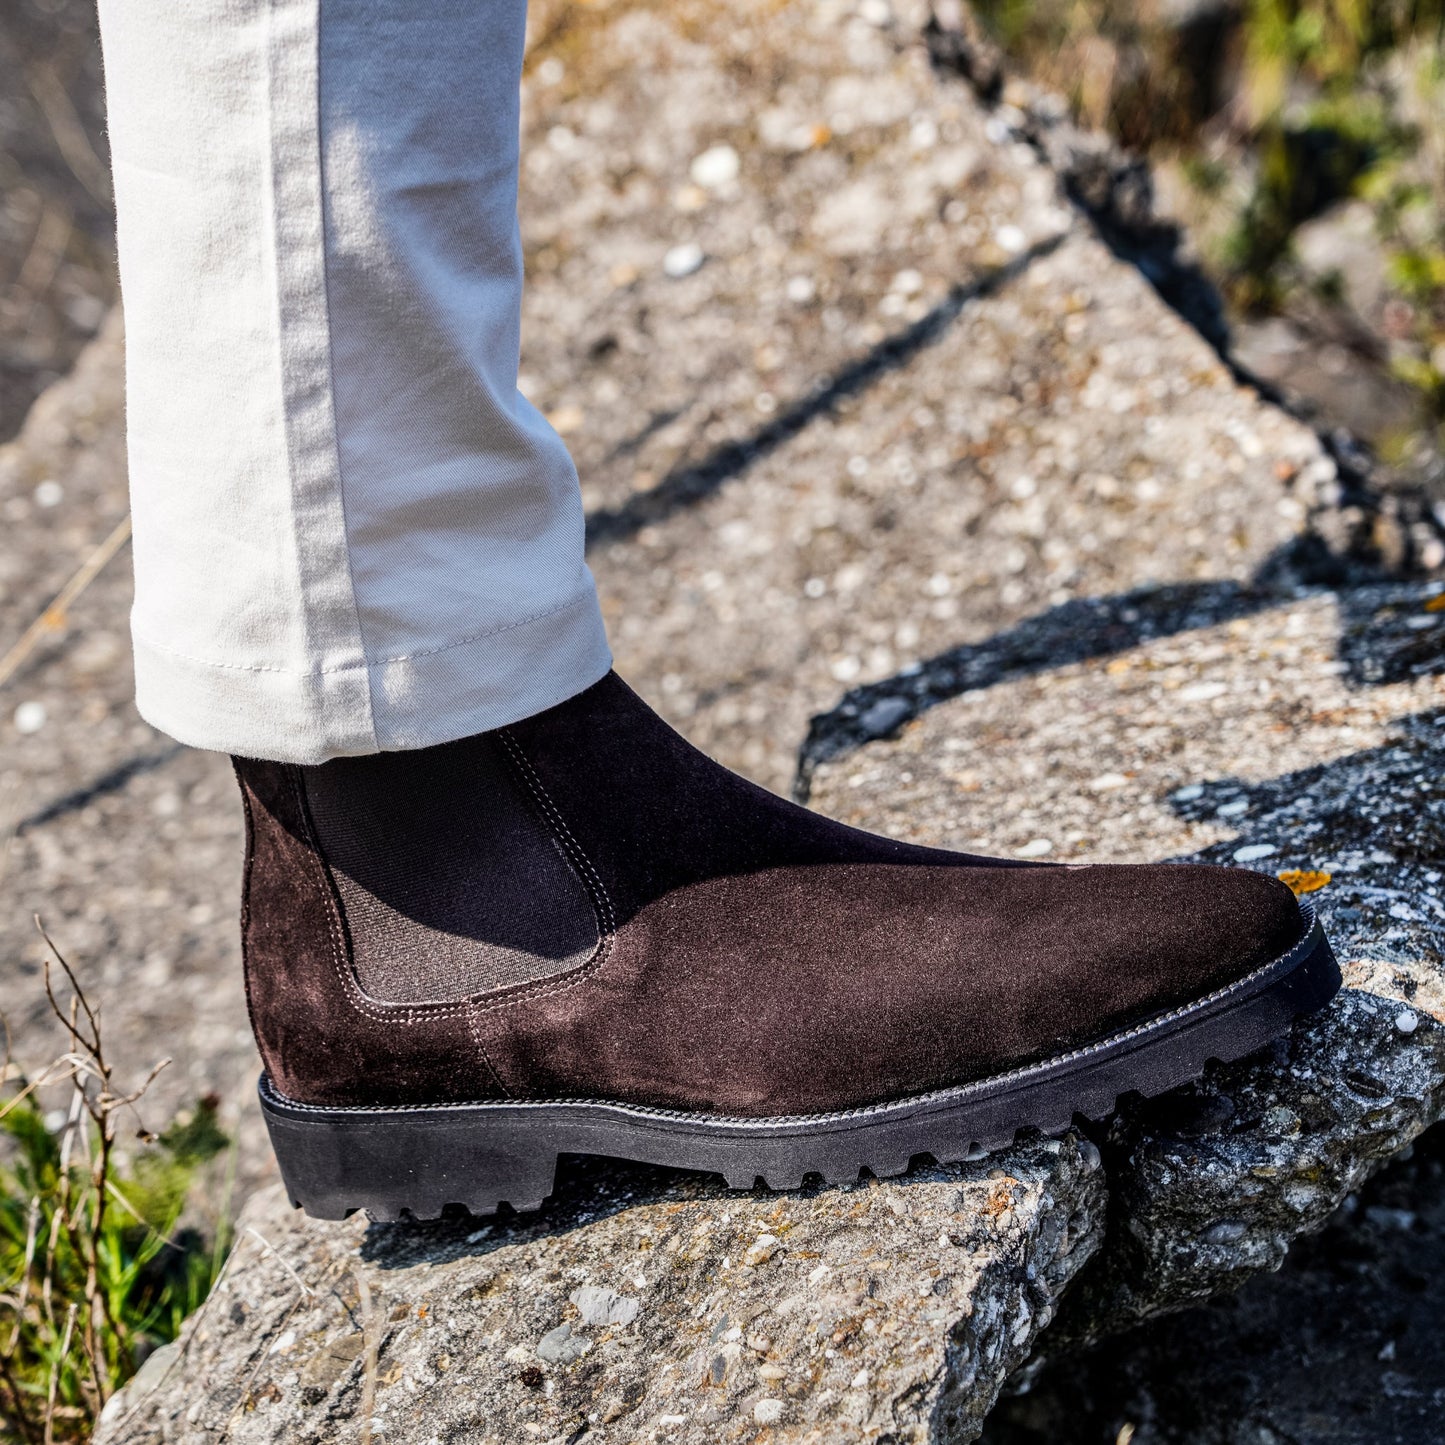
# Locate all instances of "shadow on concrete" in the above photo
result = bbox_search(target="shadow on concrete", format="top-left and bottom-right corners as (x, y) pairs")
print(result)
(583, 232), (1067, 549)
(14, 743), (182, 835)
(793, 562), (1445, 801)
(357, 1147), (968, 1270)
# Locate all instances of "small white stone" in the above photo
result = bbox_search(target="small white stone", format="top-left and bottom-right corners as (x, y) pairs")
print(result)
(1179, 681), (1229, 703)
(1215, 799), (1250, 818)
(910, 117), (939, 149)
(663, 243), (705, 278)
(571, 1285), (640, 1327)
(742, 1234), (779, 1267)
(34, 480), (63, 508)
(1173, 783), (1205, 802)
(851, 1368), (871, 1389)
(14, 701), (46, 734)
(689, 144), (740, 189)
(995, 223), (1028, 253)
(1016, 838), (1053, 858)
(1233, 843), (1277, 863)
(1395, 1009), (1419, 1035)
(1088, 772), (1128, 792)
(786, 275), (816, 303)
(754, 1398), (785, 1425)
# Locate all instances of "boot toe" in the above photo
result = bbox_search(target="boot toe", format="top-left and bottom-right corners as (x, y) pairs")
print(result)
(1019, 860), (1309, 1062)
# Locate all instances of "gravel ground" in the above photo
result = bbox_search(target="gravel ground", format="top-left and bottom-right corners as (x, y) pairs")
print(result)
(0, 0), (113, 439)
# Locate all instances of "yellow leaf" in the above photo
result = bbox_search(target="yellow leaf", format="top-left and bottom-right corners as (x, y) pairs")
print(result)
(1277, 869), (1330, 896)
(1425, 592), (1445, 613)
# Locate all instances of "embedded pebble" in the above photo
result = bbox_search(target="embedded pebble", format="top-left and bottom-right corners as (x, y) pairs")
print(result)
(859, 696), (911, 737)
(663, 243), (705, 278)
(13, 700), (47, 734)
(570, 1285), (640, 1327)
(536, 1324), (590, 1365)
(689, 144), (740, 189)
(742, 1234), (779, 1267)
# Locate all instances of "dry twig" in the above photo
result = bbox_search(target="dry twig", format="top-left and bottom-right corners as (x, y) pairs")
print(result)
(0, 515), (132, 692)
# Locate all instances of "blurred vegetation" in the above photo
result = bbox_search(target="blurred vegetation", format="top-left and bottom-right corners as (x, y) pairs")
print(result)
(969, 0), (1445, 462)
(0, 941), (233, 1444)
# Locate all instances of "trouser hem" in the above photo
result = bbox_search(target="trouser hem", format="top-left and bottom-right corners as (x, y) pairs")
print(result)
(132, 591), (613, 763)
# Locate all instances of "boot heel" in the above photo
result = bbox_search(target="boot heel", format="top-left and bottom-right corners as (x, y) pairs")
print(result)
(259, 1076), (558, 1221)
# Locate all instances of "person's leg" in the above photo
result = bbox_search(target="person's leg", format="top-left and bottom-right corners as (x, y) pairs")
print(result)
(99, 2), (1339, 1220)
(98, 0), (610, 763)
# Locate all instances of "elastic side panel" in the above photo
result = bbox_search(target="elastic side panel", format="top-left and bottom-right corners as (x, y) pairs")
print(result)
(302, 734), (598, 1003)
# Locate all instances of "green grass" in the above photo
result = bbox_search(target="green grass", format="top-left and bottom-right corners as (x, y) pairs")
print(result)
(0, 937), (233, 1444)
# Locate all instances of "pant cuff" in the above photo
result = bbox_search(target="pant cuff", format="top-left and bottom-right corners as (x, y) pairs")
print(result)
(132, 590), (614, 762)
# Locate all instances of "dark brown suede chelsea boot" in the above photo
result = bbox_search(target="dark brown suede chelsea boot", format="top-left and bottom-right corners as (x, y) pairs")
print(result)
(236, 671), (1339, 1221)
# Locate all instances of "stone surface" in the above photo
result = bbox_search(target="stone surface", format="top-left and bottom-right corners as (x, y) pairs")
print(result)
(95, 1136), (1106, 1445)
(983, 1124), (1445, 1445)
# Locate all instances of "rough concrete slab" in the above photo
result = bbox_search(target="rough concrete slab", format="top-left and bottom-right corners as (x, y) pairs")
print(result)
(982, 1125), (1445, 1445)
(95, 1136), (1105, 1445)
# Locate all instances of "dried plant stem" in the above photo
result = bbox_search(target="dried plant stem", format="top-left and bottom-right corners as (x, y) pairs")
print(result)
(0, 514), (132, 692)
(42, 1303), (77, 1445)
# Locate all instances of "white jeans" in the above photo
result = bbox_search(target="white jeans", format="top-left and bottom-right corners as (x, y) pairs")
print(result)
(97, 0), (612, 763)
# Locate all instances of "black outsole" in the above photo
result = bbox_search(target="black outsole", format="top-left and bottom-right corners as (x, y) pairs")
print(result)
(259, 906), (1340, 1222)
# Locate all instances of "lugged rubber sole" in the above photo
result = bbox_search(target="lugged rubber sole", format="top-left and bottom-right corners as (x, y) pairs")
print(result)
(259, 906), (1340, 1222)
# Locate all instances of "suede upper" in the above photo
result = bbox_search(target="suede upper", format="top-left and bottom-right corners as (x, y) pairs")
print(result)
(235, 672), (1306, 1116)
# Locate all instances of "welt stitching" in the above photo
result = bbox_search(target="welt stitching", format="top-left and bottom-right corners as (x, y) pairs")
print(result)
(264, 908), (1321, 1124)
(474, 732), (617, 1017)
(286, 769), (468, 1024)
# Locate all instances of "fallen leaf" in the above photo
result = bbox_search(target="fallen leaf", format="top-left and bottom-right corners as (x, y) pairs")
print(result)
(1277, 869), (1331, 896)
